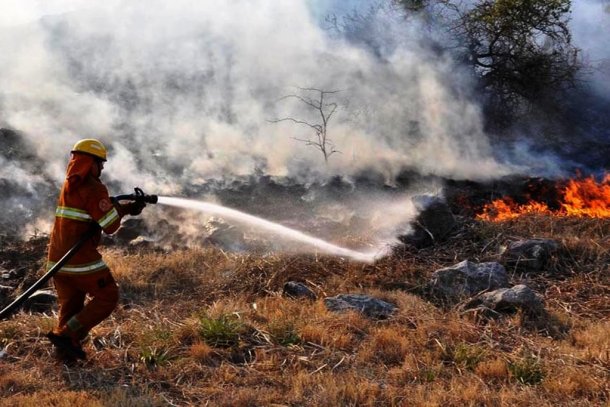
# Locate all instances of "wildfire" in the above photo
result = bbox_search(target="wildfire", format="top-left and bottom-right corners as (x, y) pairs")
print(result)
(477, 174), (610, 221)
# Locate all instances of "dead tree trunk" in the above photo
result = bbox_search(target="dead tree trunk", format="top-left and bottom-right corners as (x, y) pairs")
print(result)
(269, 87), (341, 164)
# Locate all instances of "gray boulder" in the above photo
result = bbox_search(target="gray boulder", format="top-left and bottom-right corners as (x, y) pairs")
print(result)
(283, 281), (316, 300)
(429, 260), (509, 302)
(464, 285), (544, 315)
(324, 294), (396, 319)
(502, 239), (559, 272)
(22, 290), (57, 313)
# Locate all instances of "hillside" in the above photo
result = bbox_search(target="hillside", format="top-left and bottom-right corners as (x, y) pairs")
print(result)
(1, 213), (608, 406)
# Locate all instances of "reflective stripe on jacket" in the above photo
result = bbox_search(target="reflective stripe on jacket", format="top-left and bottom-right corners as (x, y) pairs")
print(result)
(47, 259), (109, 275)
(47, 154), (123, 274)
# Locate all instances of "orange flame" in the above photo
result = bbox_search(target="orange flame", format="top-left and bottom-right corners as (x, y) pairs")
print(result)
(477, 174), (610, 221)
(562, 174), (610, 217)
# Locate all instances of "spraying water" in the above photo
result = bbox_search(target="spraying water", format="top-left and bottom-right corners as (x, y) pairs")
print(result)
(157, 196), (386, 263)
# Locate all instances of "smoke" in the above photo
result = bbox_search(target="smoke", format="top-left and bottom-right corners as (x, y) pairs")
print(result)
(0, 0), (515, 245)
(0, 0), (512, 184)
(571, 0), (610, 99)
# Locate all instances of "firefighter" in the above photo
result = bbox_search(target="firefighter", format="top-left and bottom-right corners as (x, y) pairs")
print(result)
(45, 139), (145, 359)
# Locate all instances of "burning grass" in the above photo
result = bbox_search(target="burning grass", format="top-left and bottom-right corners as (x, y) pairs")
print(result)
(477, 173), (610, 221)
(0, 215), (608, 406)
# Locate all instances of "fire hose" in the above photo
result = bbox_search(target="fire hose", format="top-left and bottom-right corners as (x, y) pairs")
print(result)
(0, 188), (157, 321)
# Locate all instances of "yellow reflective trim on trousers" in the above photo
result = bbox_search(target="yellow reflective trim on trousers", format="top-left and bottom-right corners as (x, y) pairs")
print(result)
(56, 206), (92, 222)
(47, 259), (108, 274)
(98, 207), (119, 228)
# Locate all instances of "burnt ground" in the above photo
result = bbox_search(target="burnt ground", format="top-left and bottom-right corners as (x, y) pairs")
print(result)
(0, 172), (603, 307)
(0, 235), (49, 308)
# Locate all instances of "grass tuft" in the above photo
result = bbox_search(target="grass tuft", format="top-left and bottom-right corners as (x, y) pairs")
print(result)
(446, 342), (487, 371)
(199, 313), (244, 348)
(139, 346), (173, 368)
(508, 354), (545, 385)
(267, 319), (300, 346)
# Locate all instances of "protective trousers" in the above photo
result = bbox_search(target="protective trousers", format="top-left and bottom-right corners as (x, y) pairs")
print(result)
(52, 269), (119, 341)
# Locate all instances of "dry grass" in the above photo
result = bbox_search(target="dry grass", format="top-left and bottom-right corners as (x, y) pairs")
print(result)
(0, 216), (608, 406)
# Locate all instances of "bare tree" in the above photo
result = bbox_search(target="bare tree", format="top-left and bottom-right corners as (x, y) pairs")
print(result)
(270, 87), (341, 164)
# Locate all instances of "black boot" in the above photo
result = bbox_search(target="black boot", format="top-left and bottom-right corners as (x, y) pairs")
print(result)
(46, 332), (87, 360)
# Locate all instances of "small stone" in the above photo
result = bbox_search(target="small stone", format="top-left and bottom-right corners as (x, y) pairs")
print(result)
(283, 281), (316, 300)
(324, 294), (396, 319)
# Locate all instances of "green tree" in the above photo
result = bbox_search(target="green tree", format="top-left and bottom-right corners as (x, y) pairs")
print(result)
(463, 0), (578, 111)
(396, 0), (580, 120)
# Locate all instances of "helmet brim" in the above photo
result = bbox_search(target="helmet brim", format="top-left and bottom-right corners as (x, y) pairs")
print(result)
(71, 150), (107, 161)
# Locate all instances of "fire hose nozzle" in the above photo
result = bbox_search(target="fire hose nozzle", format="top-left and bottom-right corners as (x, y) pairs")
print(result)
(112, 187), (158, 204)
(144, 194), (159, 204)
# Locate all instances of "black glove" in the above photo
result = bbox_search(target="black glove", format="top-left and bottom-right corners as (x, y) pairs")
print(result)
(125, 201), (146, 216)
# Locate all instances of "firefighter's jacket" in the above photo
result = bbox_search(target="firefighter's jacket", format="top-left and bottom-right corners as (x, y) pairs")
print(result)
(47, 154), (123, 275)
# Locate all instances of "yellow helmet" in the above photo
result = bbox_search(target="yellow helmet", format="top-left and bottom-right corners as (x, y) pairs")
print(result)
(71, 138), (107, 161)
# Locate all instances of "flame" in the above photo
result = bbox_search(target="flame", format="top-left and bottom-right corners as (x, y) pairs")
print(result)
(562, 174), (610, 217)
(477, 174), (610, 221)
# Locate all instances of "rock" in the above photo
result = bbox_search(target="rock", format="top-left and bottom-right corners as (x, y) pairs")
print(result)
(398, 195), (456, 249)
(115, 218), (147, 243)
(204, 218), (247, 251)
(22, 290), (57, 313)
(502, 239), (559, 272)
(464, 285), (544, 315)
(429, 260), (509, 303)
(324, 294), (396, 319)
(283, 281), (316, 300)
(128, 236), (155, 251)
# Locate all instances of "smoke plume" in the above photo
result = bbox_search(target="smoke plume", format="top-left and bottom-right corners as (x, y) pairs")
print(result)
(0, 0), (605, 250)
(0, 0), (511, 183)
(572, 0), (610, 99)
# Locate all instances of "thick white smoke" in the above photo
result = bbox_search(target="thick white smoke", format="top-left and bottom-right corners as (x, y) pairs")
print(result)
(0, 0), (516, 248)
(0, 0), (510, 188)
